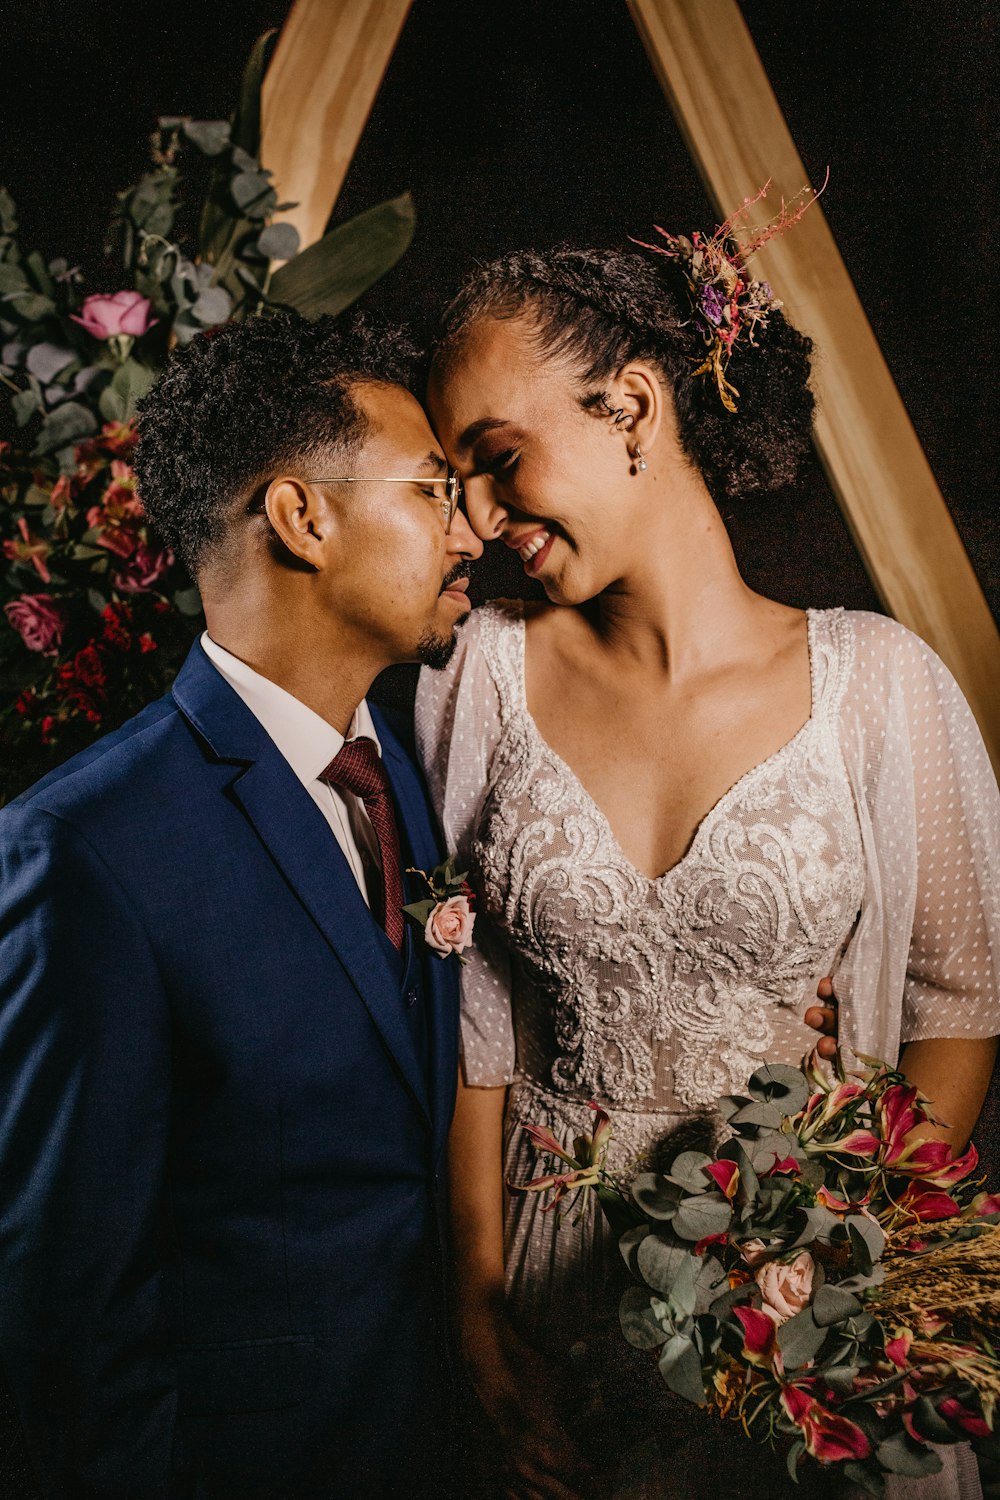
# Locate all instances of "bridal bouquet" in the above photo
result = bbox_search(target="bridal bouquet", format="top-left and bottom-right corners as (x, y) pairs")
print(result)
(513, 1053), (1000, 1494)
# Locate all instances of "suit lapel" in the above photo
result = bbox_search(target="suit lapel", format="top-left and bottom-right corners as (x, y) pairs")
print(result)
(374, 707), (460, 1160)
(172, 644), (431, 1125)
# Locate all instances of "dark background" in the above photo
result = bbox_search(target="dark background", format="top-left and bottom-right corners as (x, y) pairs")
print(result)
(1, 2), (997, 1490)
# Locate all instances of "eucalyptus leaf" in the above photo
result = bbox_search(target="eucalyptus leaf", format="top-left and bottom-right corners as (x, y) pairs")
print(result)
(173, 586), (203, 616)
(668, 1252), (700, 1319)
(666, 1150), (713, 1192)
(728, 1100), (786, 1131)
(875, 1433), (943, 1478)
(811, 1283), (863, 1326)
(848, 1213), (886, 1263)
(786, 1437), (805, 1483)
(789, 1204), (843, 1248)
(619, 1286), (669, 1351)
(636, 1233), (687, 1296)
(632, 1172), (681, 1220)
(747, 1063), (811, 1113)
(842, 1461), (885, 1497)
(657, 1333), (705, 1406)
(908, 1396), (957, 1444)
(4, 291), (55, 321)
(0, 187), (17, 234)
(256, 223), (301, 262)
(823, 1363), (862, 1394)
(269, 193), (416, 320)
(672, 1192), (732, 1243)
(183, 119), (231, 157)
(618, 1223), (650, 1277)
(11, 387), (39, 425)
(0, 264), (28, 294)
(190, 286), (232, 326)
(717, 1094), (750, 1124)
(99, 360), (156, 423)
(26, 342), (75, 384)
(776, 1308), (827, 1368)
(231, 172), (274, 217)
(32, 400), (96, 455)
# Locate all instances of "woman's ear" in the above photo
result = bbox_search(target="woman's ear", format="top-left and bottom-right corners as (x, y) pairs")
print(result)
(263, 477), (335, 570)
(608, 361), (665, 471)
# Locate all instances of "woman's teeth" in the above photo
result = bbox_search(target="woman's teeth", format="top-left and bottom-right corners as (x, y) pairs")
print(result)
(518, 530), (551, 562)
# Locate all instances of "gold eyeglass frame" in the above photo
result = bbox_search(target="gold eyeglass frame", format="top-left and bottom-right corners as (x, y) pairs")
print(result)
(307, 474), (463, 534)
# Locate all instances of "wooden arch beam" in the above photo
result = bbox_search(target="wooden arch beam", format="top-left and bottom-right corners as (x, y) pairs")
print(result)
(628, 0), (1000, 771)
(260, 0), (413, 253)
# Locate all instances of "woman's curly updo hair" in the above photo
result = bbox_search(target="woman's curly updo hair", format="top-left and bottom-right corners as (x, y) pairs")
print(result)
(431, 245), (814, 501)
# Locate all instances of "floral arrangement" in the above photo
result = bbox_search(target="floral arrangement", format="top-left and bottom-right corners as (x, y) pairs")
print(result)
(632, 173), (827, 413)
(404, 855), (477, 962)
(0, 32), (415, 803)
(514, 1050), (1000, 1493)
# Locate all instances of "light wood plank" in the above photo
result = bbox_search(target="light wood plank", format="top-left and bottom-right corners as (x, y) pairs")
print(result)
(628, 0), (1000, 771)
(260, 0), (413, 253)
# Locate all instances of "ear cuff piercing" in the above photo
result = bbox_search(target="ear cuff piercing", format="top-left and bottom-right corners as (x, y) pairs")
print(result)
(632, 444), (648, 472)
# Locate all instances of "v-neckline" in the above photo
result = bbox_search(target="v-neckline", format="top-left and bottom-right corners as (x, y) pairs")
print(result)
(514, 606), (820, 888)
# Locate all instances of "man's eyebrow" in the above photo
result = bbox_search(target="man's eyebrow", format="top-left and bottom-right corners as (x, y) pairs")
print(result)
(416, 451), (448, 475)
(455, 417), (510, 452)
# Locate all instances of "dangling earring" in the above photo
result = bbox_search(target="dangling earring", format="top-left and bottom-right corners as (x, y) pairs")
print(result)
(632, 444), (648, 473)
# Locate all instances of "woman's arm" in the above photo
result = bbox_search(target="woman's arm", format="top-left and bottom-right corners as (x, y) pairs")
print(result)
(449, 1078), (591, 1500)
(897, 1036), (999, 1151)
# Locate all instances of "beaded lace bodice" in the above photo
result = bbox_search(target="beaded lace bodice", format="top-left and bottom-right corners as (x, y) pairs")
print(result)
(468, 602), (864, 1118)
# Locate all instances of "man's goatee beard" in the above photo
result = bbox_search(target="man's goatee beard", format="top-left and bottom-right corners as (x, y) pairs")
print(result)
(416, 611), (469, 671)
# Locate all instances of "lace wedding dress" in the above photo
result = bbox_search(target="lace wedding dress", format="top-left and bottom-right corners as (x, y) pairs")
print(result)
(416, 601), (1000, 1500)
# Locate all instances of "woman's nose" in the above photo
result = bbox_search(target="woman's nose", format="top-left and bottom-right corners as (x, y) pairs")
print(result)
(447, 505), (484, 561)
(462, 477), (507, 543)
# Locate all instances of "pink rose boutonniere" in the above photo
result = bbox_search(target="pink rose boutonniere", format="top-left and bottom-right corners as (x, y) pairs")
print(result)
(404, 855), (476, 963)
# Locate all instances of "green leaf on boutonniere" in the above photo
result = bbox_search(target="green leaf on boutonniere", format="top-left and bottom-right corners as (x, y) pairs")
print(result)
(402, 900), (436, 927)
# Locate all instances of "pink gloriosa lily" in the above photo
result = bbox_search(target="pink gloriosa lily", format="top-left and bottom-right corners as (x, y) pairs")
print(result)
(733, 1305), (778, 1365)
(781, 1384), (873, 1462)
(705, 1159), (740, 1198)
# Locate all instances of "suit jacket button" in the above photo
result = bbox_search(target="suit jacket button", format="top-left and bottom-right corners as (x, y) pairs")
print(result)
(406, 988), (418, 1007)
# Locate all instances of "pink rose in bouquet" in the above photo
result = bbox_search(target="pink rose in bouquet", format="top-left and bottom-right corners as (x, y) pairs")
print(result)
(755, 1249), (815, 1324)
(71, 291), (157, 340)
(4, 593), (65, 655)
(424, 895), (475, 957)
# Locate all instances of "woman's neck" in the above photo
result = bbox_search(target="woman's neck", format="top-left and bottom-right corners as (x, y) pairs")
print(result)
(589, 473), (762, 680)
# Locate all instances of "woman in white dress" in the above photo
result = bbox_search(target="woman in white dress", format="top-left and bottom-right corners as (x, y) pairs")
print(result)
(414, 244), (1000, 1500)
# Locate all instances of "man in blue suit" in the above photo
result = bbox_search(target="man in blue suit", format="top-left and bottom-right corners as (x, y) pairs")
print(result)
(0, 311), (483, 1498)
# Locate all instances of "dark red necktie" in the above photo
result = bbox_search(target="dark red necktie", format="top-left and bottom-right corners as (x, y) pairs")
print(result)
(321, 737), (405, 951)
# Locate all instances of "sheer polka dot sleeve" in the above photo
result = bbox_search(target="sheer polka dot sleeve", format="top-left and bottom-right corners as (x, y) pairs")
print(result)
(842, 614), (1000, 1050)
(415, 611), (515, 1086)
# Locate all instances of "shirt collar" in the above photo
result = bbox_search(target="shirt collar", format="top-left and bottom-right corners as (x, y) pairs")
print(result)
(200, 632), (381, 788)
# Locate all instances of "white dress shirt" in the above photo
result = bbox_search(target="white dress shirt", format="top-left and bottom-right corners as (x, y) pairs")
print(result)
(201, 632), (383, 908)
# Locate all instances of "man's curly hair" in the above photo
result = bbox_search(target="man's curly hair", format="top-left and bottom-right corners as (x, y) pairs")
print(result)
(432, 246), (814, 501)
(134, 309), (420, 573)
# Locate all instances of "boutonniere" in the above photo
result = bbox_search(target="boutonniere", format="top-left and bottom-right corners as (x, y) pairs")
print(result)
(404, 854), (476, 962)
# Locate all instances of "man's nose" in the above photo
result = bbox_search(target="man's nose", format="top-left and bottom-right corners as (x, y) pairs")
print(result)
(462, 477), (507, 543)
(447, 504), (484, 560)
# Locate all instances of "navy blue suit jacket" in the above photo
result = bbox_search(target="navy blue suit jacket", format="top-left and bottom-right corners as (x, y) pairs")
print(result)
(0, 642), (460, 1499)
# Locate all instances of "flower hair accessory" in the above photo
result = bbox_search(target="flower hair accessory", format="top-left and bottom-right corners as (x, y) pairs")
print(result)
(631, 171), (828, 414)
(404, 854), (476, 962)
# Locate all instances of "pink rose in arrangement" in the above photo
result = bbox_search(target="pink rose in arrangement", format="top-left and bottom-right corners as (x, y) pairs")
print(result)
(113, 540), (173, 593)
(4, 593), (65, 655)
(71, 291), (157, 340)
(755, 1250), (815, 1325)
(424, 895), (476, 957)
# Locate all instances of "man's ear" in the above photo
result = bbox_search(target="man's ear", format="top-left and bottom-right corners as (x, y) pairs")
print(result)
(263, 478), (337, 570)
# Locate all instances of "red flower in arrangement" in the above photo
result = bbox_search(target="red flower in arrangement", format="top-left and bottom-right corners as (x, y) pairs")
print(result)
(114, 540), (173, 594)
(897, 1182), (961, 1222)
(101, 603), (134, 651)
(938, 1398), (991, 1439)
(138, 633), (158, 654)
(780, 1384), (872, 1463)
(733, 1305), (778, 1365)
(3, 517), (52, 584)
(705, 1159), (740, 1198)
(73, 645), (107, 690)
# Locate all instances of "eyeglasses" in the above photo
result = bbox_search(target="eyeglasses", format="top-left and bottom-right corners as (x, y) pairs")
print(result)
(306, 474), (464, 534)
